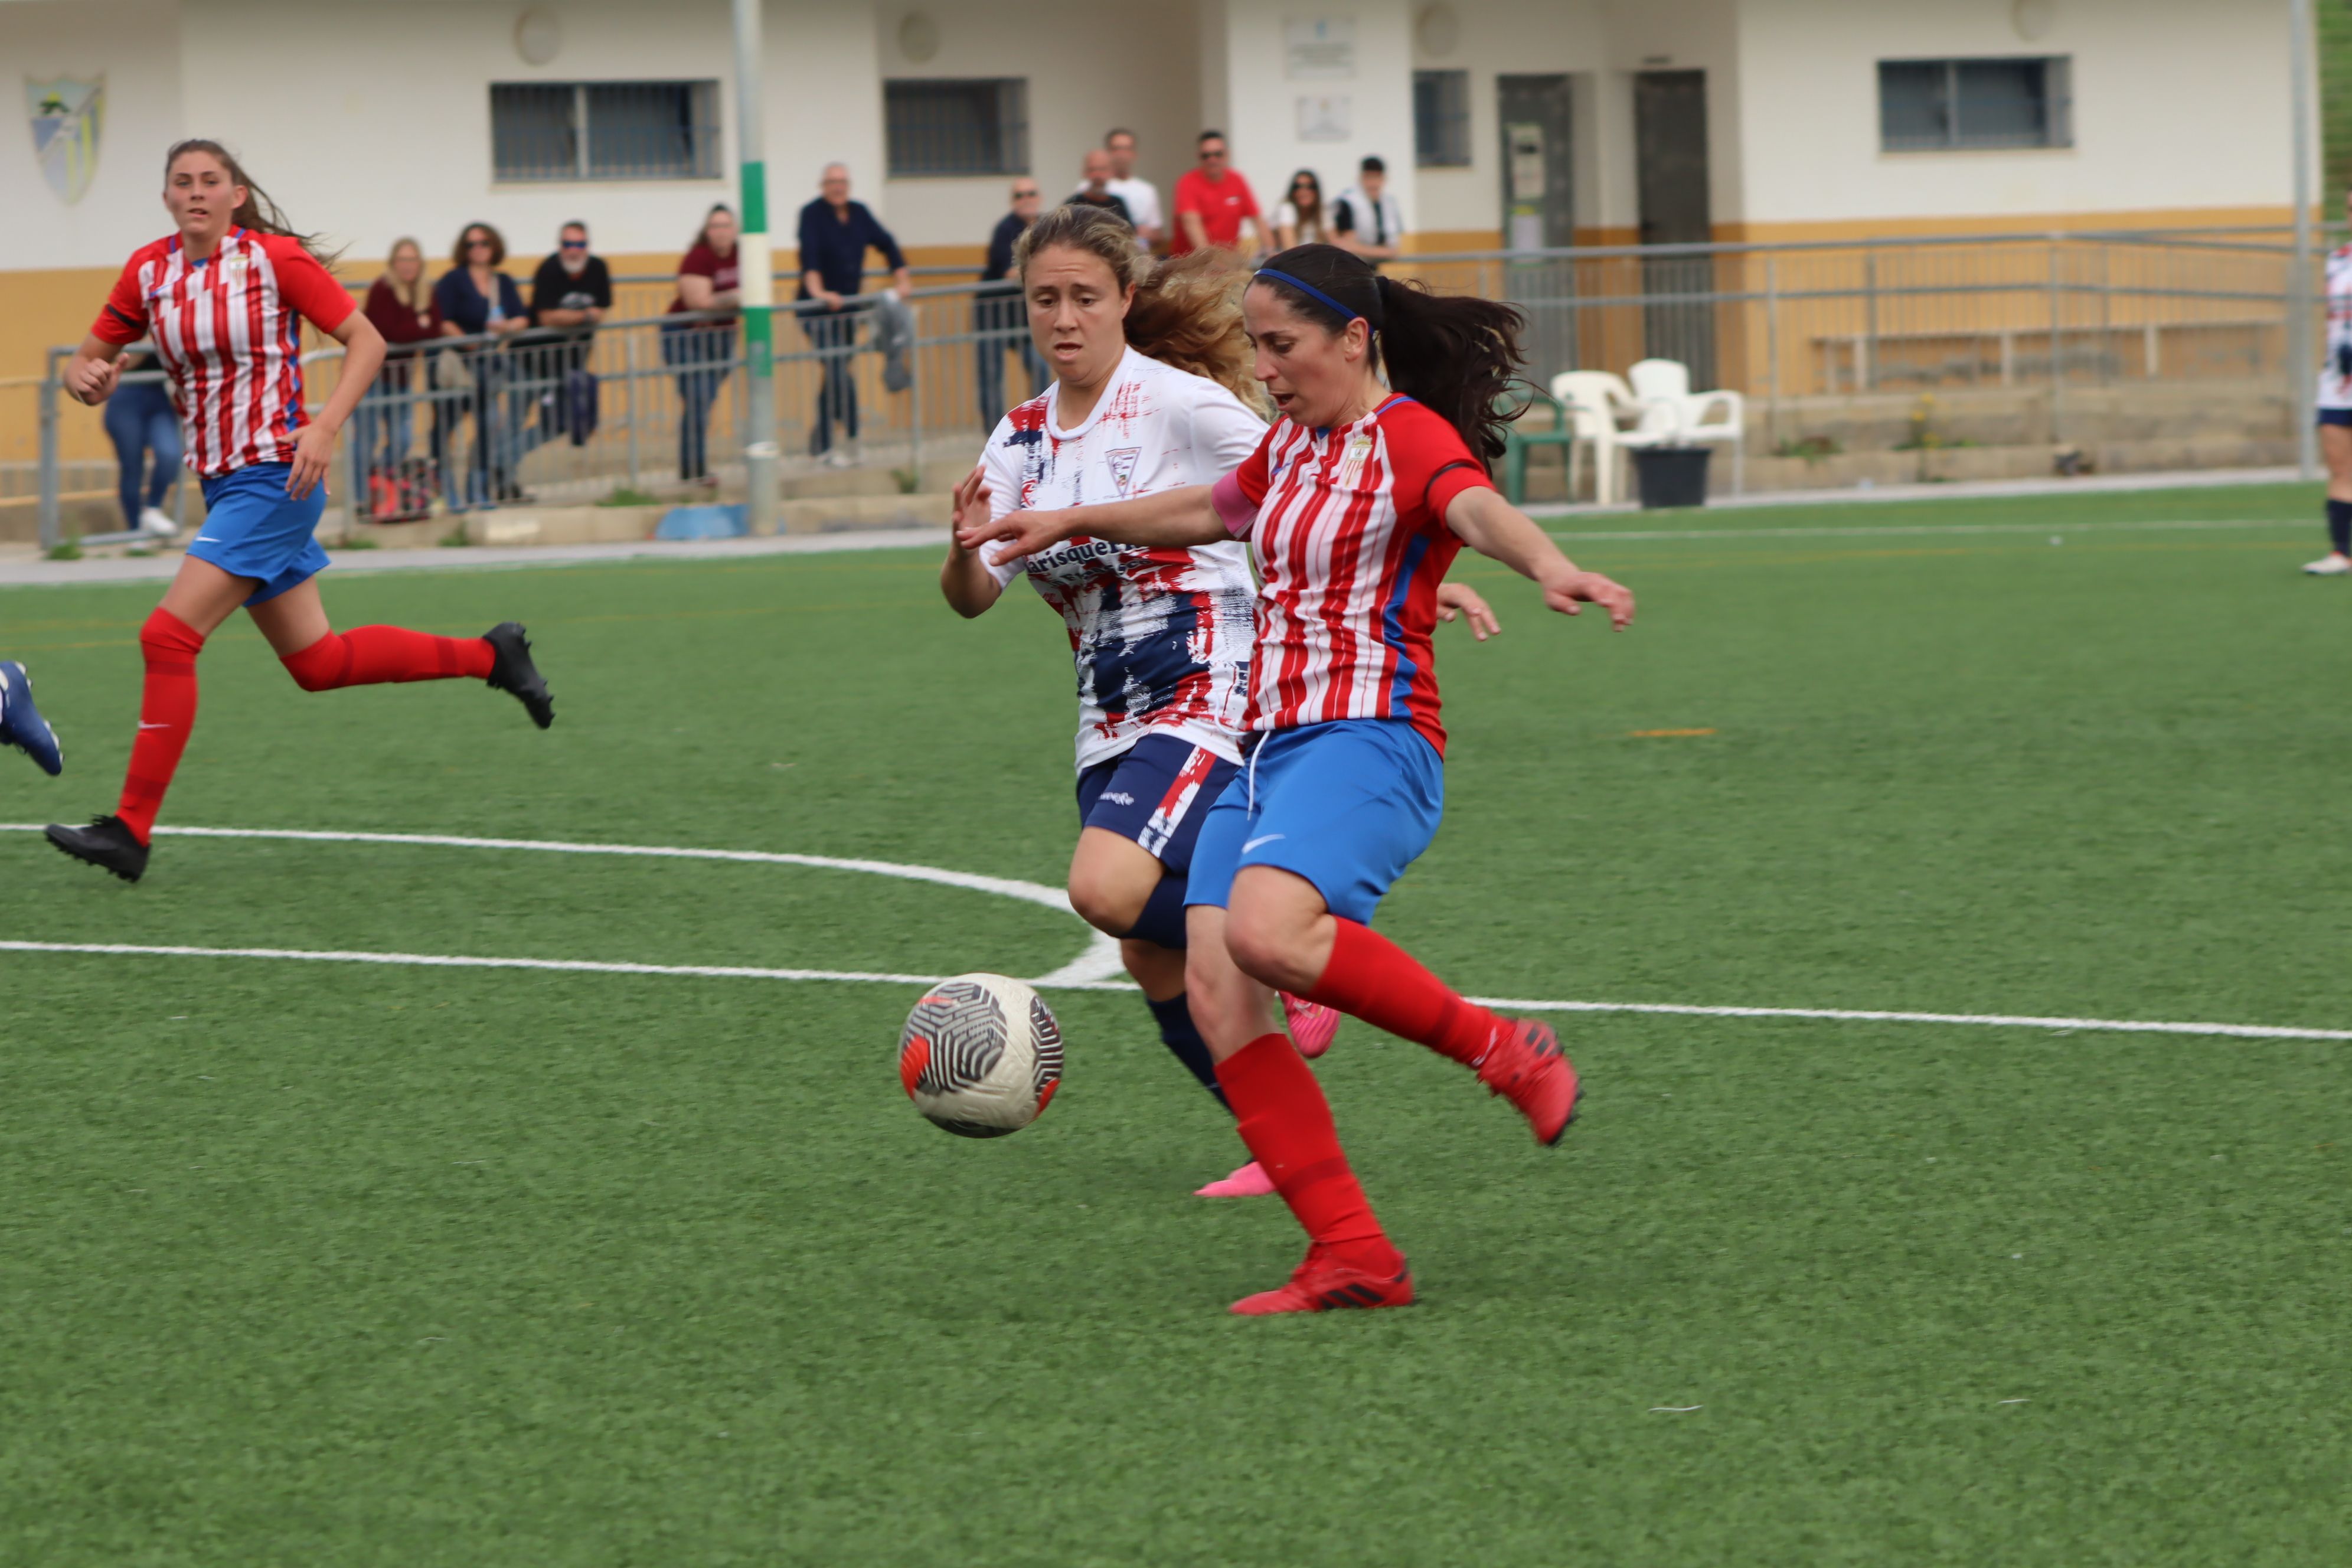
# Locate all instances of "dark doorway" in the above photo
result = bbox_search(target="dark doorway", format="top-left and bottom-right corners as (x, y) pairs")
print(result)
(1497, 74), (1576, 385)
(1634, 68), (1716, 386)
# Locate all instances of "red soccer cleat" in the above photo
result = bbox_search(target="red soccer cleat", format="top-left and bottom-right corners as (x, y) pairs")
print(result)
(1230, 1244), (1416, 1316)
(1278, 992), (1340, 1059)
(1194, 1159), (1278, 1198)
(1476, 1018), (1581, 1146)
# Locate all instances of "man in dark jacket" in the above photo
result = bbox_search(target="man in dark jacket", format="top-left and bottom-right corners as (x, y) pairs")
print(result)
(976, 178), (1045, 431)
(797, 164), (910, 464)
(522, 221), (613, 446)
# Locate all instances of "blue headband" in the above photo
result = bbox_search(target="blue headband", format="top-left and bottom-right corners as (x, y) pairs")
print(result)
(1255, 267), (1368, 327)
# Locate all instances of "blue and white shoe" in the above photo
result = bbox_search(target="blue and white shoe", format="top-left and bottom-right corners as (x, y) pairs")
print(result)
(0, 661), (62, 776)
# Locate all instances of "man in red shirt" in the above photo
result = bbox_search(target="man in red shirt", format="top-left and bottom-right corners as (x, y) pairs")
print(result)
(1171, 130), (1265, 259)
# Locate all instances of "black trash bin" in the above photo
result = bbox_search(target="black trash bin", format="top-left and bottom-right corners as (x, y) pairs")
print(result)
(1631, 445), (1712, 509)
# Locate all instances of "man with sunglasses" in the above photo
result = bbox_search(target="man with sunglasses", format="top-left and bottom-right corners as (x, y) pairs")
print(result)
(524, 221), (612, 445)
(1171, 130), (1264, 260)
(976, 178), (1048, 430)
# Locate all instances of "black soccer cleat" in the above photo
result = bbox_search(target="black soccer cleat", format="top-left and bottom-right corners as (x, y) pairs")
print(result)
(483, 622), (554, 729)
(47, 814), (149, 883)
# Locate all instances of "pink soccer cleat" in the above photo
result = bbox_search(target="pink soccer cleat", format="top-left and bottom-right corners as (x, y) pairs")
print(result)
(1194, 1159), (1278, 1198)
(1230, 1244), (1416, 1316)
(1279, 992), (1341, 1059)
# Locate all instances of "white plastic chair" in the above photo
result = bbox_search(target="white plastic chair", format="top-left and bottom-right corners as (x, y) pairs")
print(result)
(1626, 358), (1746, 494)
(1549, 371), (1644, 504)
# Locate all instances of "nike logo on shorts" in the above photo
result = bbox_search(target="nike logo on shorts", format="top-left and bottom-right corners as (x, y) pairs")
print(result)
(194, 535), (222, 543)
(1243, 834), (1285, 853)
(138, 722), (172, 730)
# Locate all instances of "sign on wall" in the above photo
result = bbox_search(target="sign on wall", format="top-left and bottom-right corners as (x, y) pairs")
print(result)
(1284, 18), (1355, 80)
(1296, 95), (1352, 142)
(27, 76), (104, 205)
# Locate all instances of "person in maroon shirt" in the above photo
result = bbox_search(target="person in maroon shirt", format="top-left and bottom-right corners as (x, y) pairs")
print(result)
(1171, 130), (1266, 259)
(358, 237), (435, 492)
(662, 204), (742, 486)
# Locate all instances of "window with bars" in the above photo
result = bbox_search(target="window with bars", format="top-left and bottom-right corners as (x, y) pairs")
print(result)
(1879, 57), (2072, 151)
(1414, 70), (1472, 167)
(885, 79), (1029, 177)
(491, 81), (721, 181)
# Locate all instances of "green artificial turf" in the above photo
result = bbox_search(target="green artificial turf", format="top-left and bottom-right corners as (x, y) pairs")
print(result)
(3, 480), (2350, 1564)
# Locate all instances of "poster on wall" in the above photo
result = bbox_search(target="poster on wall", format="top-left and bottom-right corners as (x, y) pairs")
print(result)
(1296, 96), (1352, 142)
(27, 76), (105, 205)
(1284, 18), (1355, 80)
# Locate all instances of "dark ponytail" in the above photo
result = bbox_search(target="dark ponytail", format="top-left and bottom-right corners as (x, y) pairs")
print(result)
(1253, 243), (1527, 466)
(163, 139), (338, 264)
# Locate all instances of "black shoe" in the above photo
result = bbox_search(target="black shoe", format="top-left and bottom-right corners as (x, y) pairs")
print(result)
(483, 622), (554, 729)
(47, 815), (149, 883)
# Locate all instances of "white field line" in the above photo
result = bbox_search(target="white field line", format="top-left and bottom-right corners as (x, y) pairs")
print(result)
(1546, 516), (2298, 544)
(8, 824), (2345, 1043)
(0, 822), (1126, 989)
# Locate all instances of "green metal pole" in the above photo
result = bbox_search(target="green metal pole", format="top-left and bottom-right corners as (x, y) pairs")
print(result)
(731, 0), (779, 535)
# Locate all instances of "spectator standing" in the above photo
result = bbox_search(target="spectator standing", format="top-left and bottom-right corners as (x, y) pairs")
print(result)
(1171, 130), (1264, 259)
(432, 221), (529, 506)
(1071, 149), (1135, 228)
(1275, 169), (1331, 249)
(976, 177), (1047, 432)
(525, 220), (613, 448)
(1099, 128), (1162, 250)
(796, 164), (910, 467)
(357, 236), (435, 508)
(1331, 155), (1406, 264)
(102, 347), (180, 538)
(663, 204), (741, 488)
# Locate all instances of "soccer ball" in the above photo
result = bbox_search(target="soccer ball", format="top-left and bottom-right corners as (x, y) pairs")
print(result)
(897, 973), (1064, 1138)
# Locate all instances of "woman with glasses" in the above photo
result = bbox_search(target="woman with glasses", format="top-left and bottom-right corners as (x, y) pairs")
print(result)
(48, 141), (552, 884)
(433, 222), (530, 507)
(1275, 169), (1329, 250)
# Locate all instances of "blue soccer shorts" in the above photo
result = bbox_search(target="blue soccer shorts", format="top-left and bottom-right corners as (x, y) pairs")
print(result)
(190, 461), (331, 606)
(1185, 718), (1445, 926)
(1074, 733), (1240, 874)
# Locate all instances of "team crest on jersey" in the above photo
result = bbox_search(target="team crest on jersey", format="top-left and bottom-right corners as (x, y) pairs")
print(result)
(1334, 432), (1376, 489)
(1106, 447), (1141, 497)
(27, 76), (103, 205)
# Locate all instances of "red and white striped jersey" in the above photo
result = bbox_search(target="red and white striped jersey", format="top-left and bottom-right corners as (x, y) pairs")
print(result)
(91, 228), (356, 477)
(1210, 396), (1494, 757)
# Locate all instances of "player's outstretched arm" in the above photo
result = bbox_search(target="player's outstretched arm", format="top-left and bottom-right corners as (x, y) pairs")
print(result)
(1435, 580), (1501, 641)
(1443, 487), (1634, 630)
(956, 484), (1224, 571)
(286, 312), (387, 500)
(64, 335), (125, 407)
(941, 465), (1007, 618)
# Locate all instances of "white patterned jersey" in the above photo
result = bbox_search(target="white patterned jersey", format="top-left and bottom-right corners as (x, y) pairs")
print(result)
(981, 347), (1265, 772)
(2324, 244), (2352, 410)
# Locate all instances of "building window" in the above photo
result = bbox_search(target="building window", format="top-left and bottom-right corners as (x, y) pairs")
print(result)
(1879, 57), (2072, 151)
(885, 79), (1030, 177)
(1414, 70), (1472, 167)
(491, 81), (721, 181)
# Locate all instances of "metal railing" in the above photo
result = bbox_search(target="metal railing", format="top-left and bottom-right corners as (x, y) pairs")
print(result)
(23, 227), (2317, 546)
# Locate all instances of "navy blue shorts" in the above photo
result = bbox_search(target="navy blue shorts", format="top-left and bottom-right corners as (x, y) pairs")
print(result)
(1074, 733), (1240, 874)
(1187, 718), (1445, 925)
(2320, 408), (2352, 428)
(191, 462), (330, 606)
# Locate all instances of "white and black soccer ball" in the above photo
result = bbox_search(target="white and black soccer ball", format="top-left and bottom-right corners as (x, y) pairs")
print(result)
(897, 973), (1063, 1138)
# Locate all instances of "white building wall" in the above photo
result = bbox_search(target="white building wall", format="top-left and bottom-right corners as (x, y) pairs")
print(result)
(1, 0), (186, 271)
(1208, 1), (1418, 249)
(870, 0), (1203, 251)
(1735, 0), (2294, 226)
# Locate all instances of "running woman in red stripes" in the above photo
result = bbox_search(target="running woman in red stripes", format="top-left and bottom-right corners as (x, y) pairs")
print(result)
(47, 141), (551, 883)
(943, 205), (1500, 1198)
(961, 244), (1634, 1314)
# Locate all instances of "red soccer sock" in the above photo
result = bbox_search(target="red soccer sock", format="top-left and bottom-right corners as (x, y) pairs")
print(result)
(1306, 917), (1501, 1070)
(115, 607), (206, 845)
(1214, 1033), (1400, 1272)
(280, 625), (494, 691)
